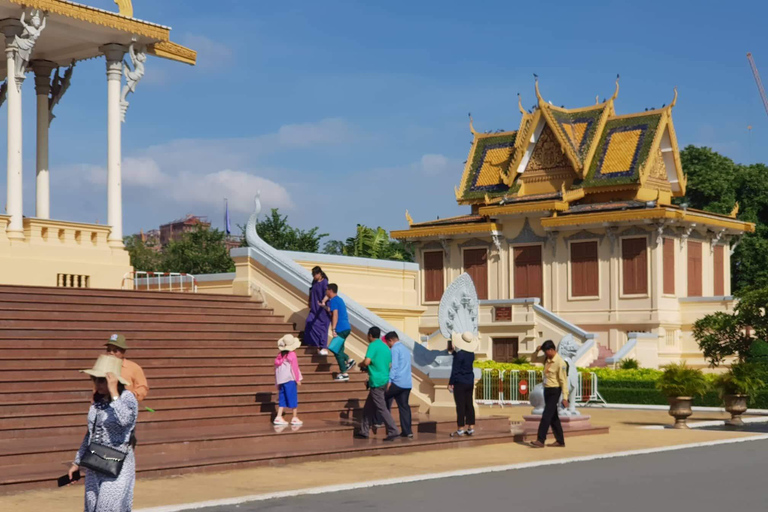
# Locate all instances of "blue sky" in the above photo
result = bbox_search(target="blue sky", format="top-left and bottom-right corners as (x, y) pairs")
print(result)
(1, 0), (768, 241)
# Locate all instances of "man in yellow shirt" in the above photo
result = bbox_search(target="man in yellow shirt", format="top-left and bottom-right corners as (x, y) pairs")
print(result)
(530, 339), (569, 448)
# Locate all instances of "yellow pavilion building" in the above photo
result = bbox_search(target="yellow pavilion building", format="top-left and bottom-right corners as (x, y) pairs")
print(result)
(392, 79), (754, 369)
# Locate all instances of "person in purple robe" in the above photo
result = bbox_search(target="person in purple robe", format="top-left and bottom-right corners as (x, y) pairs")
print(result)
(304, 266), (331, 354)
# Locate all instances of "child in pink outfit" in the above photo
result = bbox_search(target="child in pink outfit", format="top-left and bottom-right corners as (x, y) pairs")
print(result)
(274, 335), (303, 425)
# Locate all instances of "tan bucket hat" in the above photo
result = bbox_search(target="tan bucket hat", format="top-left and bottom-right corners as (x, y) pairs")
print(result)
(277, 334), (301, 352)
(79, 354), (130, 385)
(451, 331), (480, 352)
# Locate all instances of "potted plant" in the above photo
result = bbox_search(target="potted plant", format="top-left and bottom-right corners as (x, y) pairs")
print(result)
(713, 363), (765, 426)
(656, 362), (709, 429)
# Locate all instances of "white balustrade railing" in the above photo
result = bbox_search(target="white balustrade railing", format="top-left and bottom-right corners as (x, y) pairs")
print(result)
(122, 271), (198, 293)
(475, 369), (602, 406)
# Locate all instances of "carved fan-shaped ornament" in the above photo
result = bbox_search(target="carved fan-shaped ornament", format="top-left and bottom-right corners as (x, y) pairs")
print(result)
(438, 273), (479, 340)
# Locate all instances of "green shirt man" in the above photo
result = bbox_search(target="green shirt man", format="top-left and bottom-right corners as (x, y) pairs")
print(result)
(364, 338), (392, 388)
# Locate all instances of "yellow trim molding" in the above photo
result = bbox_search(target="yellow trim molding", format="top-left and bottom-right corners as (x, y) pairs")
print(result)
(541, 207), (755, 232)
(148, 41), (197, 65)
(7, 0), (168, 40)
(478, 199), (569, 216)
(114, 0), (132, 18)
(391, 222), (501, 240)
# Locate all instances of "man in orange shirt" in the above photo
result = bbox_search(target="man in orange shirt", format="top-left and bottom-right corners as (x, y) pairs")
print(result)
(104, 333), (149, 401)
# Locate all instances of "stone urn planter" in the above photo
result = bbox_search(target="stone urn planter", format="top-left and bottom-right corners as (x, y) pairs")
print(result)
(668, 397), (694, 429)
(724, 394), (748, 427)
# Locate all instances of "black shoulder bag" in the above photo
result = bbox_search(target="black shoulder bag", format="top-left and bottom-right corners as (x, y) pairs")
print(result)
(79, 409), (128, 478)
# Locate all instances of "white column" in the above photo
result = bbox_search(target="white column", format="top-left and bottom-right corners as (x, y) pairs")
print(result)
(32, 60), (55, 220)
(101, 44), (125, 246)
(2, 21), (24, 239)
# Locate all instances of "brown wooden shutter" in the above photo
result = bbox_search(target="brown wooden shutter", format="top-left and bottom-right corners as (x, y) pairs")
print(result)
(463, 248), (488, 300)
(571, 241), (599, 297)
(513, 245), (543, 299)
(423, 251), (444, 302)
(622, 237), (648, 295)
(663, 238), (675, 295)
(687, 241), (702, 297)
(713, 245), (724, 296)
(493, 338), (519, 363)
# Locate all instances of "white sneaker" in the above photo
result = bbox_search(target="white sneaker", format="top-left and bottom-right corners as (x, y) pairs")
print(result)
(334, 374), (349, 382)
(319, 349), (329, 356)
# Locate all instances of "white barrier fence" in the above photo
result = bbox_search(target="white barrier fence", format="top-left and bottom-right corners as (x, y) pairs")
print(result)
(475, 369), (603, 406)
(122, 271), (198, 293)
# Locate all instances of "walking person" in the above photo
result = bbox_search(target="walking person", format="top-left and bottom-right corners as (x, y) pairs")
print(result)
(104, 334), (149, 401)
(68, 355), (138, 512)
(304, 266), (331, 355)
(448, 332), (478, 437)
(325, 284), (356, 382)
(355, 327), (399, 441)
(384, 331), (413, 438)
(530, 340), (569, 448)
(273, 334), (304, 426)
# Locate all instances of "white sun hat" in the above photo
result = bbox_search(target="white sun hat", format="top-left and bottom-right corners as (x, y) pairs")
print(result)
(451, 331), (480, 352)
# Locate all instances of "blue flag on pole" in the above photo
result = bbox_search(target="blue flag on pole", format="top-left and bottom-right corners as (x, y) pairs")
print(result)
(225, 199), (231, 235)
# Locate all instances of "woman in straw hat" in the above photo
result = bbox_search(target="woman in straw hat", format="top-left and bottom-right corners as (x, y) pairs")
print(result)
(448, 332), (479, 438)
(68, 355), (139, 512)
(274, 334), (304, 426)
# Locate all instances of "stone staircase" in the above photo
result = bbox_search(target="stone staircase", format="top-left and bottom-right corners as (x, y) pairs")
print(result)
(0, 285), (512, 493)
(589, 344), (615, 368)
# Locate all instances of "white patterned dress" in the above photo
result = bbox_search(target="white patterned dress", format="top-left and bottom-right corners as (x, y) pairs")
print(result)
(74, 390), (138, 512)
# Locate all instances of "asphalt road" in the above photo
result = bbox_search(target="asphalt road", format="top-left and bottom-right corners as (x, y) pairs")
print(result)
(199, 439), (768, 512)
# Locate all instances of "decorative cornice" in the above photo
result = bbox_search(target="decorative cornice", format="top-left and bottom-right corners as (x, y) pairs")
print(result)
(6, 0), (169, 41)
(148, 40), (197, 65)
(478, 199), (568, 216)
(391, 222), (501, 240)
(565, 230), (605, 243)
(507, 218), (547, 245)
(459, 237), (493, 248)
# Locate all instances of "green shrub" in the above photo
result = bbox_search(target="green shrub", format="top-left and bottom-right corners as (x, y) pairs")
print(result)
(748, 340), (768, 364)
(510, 356), (530, 365)
(656, 362), (709, 398)
(713, 363), (765, 401)
(619, 358), (640, 370)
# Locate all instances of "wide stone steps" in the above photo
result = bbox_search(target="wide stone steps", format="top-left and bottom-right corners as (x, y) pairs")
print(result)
(0, 284), (516, 494)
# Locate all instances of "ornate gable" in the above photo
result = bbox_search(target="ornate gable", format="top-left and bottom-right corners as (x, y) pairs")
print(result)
(517, 124), (578, 195)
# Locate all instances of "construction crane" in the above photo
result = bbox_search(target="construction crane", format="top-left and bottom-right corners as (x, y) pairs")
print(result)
(747, 52), (768, 118)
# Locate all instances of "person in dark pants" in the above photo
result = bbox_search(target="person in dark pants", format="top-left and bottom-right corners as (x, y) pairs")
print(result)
(384, 331), (413, 438)
(448, 332), (479, 437)
(355, 327), (399, 441)
(530, 339), (569, 448)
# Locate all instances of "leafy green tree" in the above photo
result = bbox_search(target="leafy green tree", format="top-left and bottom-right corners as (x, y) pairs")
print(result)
(240, 209), (327, 252)
(161, 226), (235, 274)
(676, 145), (738, 215)
(123, 236), (161, 271)
(324, 225), (414, 262)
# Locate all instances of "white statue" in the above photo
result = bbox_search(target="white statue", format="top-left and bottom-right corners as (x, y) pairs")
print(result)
(438, 273), (480, 352)
(529, 334), (581, 416)
(557, 334), (580, 416)
(120, 43), (146, 121)
(48, 62), (75, 125)
(244, 191), (263, 247)
(14, 10), (47, 85)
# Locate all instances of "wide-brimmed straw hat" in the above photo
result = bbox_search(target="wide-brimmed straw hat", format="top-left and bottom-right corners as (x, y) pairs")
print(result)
(277, 334), (301, 352)
(79, 355), (130, 385)
(451, 331), (480, 352)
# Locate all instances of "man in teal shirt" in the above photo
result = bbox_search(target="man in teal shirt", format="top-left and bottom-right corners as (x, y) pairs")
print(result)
(355, 326), (399, 441)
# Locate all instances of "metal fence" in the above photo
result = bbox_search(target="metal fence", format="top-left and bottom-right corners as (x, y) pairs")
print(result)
(475, 369), (602, 406)
(122, 271), (198, 293)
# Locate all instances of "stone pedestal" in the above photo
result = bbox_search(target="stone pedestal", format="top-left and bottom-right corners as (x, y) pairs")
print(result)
(520, 414), (595, 434)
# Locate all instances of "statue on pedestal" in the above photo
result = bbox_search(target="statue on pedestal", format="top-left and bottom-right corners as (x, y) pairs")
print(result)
(14, 10), (47, 87)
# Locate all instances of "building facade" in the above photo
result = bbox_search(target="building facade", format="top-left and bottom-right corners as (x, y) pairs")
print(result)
(392, 80), (754, 368)
(159, 215), (211, 246)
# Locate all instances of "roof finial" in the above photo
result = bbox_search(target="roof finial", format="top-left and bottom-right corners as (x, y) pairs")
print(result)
(405, 210), (413, 226)
(534, 73), (544, 104)
(595, 95), (599, 105)
(730, 202), (740, 218)
(517, 93), (526, 115)
(669, 87), (678, 109)
(484, 193), (491, 204)
(610, 74), (620, 101)
(468, 112), (477, 135)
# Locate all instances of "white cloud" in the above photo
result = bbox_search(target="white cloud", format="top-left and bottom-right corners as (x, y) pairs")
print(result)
(174, 169), (292, 213)
(417, 153), (456, 176)
(180, 34), (234, 69)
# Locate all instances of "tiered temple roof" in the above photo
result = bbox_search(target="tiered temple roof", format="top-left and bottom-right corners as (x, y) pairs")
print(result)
(393, 79), (754, 240)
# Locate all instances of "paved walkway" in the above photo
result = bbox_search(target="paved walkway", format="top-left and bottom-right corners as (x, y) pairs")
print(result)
(216, 438), (768, 512)
(1, 407), (761, 511)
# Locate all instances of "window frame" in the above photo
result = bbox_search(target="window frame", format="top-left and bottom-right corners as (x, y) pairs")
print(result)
(461, 246), (490, 300)
(567, 239), (601, 301)
(421, 249), (445, 304)
(619, 235), (650, 298)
